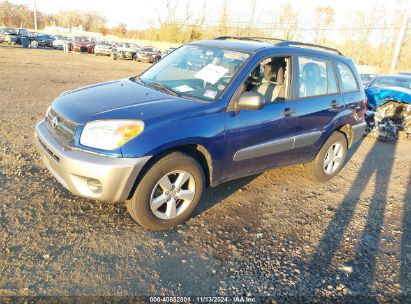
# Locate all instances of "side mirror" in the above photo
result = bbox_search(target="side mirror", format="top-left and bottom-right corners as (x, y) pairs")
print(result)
(236, 91), (265, 110)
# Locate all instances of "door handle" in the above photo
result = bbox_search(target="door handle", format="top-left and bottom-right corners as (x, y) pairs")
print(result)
(281, 108), (296, 117)
(330, 100), (340, 108)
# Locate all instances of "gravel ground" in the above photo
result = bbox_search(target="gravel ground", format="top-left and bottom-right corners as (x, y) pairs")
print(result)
(0, 46), (410, 303)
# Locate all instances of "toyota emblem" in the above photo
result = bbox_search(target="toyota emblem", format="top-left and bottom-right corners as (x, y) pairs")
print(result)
(51, 116), (60, 129)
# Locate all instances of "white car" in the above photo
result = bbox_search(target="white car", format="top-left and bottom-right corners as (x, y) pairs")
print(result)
(52, 36), (72, 50)
(112, 42), (140, 60)
(94, 41), (113, 56)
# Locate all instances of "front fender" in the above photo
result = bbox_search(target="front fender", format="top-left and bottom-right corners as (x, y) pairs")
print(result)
(120, 108), (226, 181)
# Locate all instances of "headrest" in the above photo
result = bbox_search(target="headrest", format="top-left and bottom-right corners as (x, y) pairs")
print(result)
(275, 67), (284, 85)
(302, 63), (320, 79)
(263, 61), (285, 84)
(263, 64), (274, 82)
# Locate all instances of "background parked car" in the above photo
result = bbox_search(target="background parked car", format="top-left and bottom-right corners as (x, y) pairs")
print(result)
(161, 47), (177, 59)
(112, 42), (139, 60)
(360, 73), (377, 87)
(0, 27), (15, 43)
(71, 36), (96, 53)
(29, 32), (54, 48)
(94, 40), (113, 56)
(1, 27), (30, 45)
(136, 46), (161, 63)
(52, 36), (73, 50)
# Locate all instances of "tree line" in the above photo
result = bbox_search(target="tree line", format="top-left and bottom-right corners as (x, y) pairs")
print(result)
(0, 0), (409, 72)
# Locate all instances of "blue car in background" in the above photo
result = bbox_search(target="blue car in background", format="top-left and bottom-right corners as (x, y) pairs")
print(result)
(365, 74), (411, 109)
(35, 37), (366, 230)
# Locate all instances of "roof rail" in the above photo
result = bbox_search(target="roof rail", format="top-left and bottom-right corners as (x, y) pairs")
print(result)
(214, 36), (344, 56)
(275, 41), (343, 55)
(214, 36), (287, 43)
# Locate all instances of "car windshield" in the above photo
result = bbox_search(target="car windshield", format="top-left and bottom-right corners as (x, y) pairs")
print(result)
(370, 76), (411, 89)
(98, 41), (111, 45)
(142, 47), (155, 52)
(4, 28), (18, 34)
(139, 44), (250, 101)
(75, 37), (92, 43)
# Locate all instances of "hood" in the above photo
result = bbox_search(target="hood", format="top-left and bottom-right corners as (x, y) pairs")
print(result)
(96, 44), (111, 49)
(140, 51), (156, 55)
(117, 46), (134, 51)
(365, 86), (411, 108)
(73, 41), (93, 46)
(51, 78), (210, 125)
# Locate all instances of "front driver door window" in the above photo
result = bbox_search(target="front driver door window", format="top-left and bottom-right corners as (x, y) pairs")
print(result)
(221, 55), (299, 181)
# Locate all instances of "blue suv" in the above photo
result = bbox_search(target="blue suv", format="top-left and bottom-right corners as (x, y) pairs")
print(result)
(35, 37), (366, 230)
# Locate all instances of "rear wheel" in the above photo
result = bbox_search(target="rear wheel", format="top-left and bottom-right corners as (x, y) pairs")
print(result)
(126, 152), (204, 230)
(306, 131), (347, 182)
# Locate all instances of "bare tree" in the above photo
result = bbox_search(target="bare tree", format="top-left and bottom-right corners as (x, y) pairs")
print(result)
(218, 0), (229, 36)
(246, 0), (258, 36)
(276, 3), (301, 40)
(312, 6), (335, 44)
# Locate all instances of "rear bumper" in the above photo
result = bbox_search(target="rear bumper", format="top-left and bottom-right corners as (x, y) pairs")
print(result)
(35, 120), (151, 202)
(352, 121), (367, 143)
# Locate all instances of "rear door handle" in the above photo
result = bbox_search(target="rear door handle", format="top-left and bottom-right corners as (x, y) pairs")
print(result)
(281, 108), (296, 117)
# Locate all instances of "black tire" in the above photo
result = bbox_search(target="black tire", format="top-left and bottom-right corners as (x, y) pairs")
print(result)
(306, 131), (348, 182)
(126, 152), (205, 230)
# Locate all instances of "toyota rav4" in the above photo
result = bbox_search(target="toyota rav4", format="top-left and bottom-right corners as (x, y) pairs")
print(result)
(35, 37), (366, 230)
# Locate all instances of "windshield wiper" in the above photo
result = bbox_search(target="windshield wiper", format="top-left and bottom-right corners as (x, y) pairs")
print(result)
(132, 75), (145, 84)
(148, 82), (180, 97)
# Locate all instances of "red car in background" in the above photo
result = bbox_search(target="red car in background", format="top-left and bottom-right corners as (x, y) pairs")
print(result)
(71, 36), (96, 53)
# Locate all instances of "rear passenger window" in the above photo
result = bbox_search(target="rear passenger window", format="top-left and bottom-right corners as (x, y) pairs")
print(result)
(337, 62), (359, 92)
(298, 56), (338, 98)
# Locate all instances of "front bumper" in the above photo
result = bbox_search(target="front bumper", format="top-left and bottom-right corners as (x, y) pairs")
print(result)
(72, 45), (93, 52)
(95, 49), (112, 55)
(35, 120), (151, 202)
(137, 55), (156, 62)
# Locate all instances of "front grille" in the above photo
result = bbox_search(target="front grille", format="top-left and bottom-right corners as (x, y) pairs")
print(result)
(46, 108), (77, 142)
(80, 46), (87, 52)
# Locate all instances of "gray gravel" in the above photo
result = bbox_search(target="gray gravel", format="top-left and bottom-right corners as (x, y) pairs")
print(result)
(1, 46), (410, 303)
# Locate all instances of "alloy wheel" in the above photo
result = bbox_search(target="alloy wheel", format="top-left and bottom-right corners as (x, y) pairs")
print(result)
(149, 170), (196, 220)
(323, 142), (343, 175)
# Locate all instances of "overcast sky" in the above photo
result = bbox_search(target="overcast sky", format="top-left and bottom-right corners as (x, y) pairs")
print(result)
(7, 0), (408, 29)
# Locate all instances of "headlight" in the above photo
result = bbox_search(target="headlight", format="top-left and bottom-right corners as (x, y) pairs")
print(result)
(80, 120), (144, 150)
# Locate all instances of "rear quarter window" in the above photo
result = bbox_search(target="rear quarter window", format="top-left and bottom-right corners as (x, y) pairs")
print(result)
(337, 62), (359, 92)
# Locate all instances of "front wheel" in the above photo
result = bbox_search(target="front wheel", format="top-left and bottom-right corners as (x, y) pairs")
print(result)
(126, 152), (205, 230)
(306, 131), (347, 182)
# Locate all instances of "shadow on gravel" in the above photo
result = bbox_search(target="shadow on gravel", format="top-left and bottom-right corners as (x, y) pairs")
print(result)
(194, 174), (259, 217)
(345, 141), (396, 294)
(289, 140), (397, 299)
(345, 137), (363, 165)
(401, 166), (411, 300)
